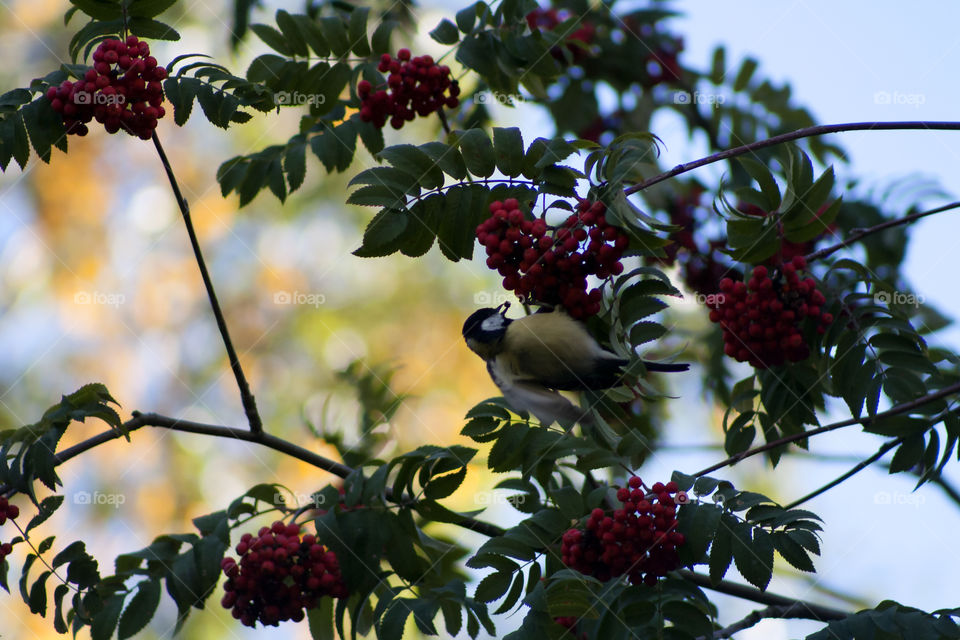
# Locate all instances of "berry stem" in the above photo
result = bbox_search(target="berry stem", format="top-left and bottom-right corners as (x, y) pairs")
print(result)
(151, 133), (264, 435)
(691, 380), (960, 478)
(624, 121), (960, 197)
(805, 200), (960, 263)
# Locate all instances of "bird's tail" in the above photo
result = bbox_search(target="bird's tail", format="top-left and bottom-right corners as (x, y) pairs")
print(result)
(642, 361), (690, 372)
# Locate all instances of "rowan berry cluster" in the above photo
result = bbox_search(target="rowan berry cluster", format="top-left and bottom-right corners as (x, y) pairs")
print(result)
(358, 49), (459, 130)
(220, 521), (347, 628)
(560, 477), (686, 587)
(525, 8), (595, 62)
(709, 257), (833, 368)
(476, 198), (630, 319)
(46, 36), (167, 139)
(0, 497), (18, 563)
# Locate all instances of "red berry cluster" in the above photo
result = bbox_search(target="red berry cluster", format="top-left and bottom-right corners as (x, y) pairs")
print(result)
(709, 257), (833, 368)
(560, 478), (686, 586)
(0, 497), (18, 563)
(525, 8), (595, 62)
(476, 198), (630, 319)
(358, 49), (460, 130)
(220, 521), (347, 628)
(46, 36), (167, 140)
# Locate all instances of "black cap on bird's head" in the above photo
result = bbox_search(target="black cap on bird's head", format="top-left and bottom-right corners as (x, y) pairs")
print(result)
(462, 303), (512, 359)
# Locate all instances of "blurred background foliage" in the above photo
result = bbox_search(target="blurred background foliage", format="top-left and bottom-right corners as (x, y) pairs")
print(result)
(0, 1), (510, 636)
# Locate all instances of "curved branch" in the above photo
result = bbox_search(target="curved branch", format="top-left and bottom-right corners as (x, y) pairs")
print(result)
(691, 380), (960, 478)
(806, 200), (960, 263)
(624, 121), (960, 196)
(151, 133), (263, 435)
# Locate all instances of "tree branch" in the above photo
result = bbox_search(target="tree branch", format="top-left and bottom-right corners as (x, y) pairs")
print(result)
(624, 121), (960, 196)
(697, 602), (848, 640)
(151, 133), (263, 435)
(782, 437), (903, 510)
(691, 381), (960, 478)
(806, 200), (960, 263)
(17, 411), (507, 538)
(679, 570), (849, 623)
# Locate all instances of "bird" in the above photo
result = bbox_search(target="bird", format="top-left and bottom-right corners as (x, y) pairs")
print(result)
(462, 303), (688, 428)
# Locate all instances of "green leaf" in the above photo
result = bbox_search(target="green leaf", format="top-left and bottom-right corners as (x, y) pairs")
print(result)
(457, 129), (496, 177)
(710, 46), (725, 84)
(20, 98), (64, 164)
(732, 524), (773, 590)
(163, 76), (199, 126)
(889, 435), (925, 473)
(370, 20), (397, 55)
(424, 465), (468, 500)
(276, 10), (309, 57)
(308, 597), (335, 640)
(318, 16), (350, 56)
(128, 17), (180, 40)
(430, 19), (460, 45)
(28, 570), (51, 615)
(127, 0), (177, 19)
(709, 514), (735, 583)
(26, 495), (63, 532)
(69, 0), (123, 20)
(90, 594), (125, 640)
(378, 144), (445, 190)
(353, 209), (408, 258)
(475, 571), (513, 603)
(348, 7), (371, 56)
(284, 138), (307, 192)
(251, 23), (292, 55)
(437, 183), (487, 261)
(773, 532), (815, 572)
(421, 141), (467, 179)
(492, 127), (524, 177)
(118, 579), (161, 639)
(733, 57), (758, 92)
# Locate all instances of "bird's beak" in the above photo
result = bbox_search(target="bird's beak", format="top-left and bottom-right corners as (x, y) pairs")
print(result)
(496, 301), (510, 315)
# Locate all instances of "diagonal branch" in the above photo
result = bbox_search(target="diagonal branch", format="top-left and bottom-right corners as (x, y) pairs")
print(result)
(151, 133), (263, 435)
(806, 200), (960, 263)
(691, 380), (960, 478)
(624, 121), (960, 196)
(782, 437), (904, 510)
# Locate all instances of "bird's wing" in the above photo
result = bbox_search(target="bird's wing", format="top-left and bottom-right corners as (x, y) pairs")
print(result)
(487, 358), (585, 428)
(503, 312), (627, 390)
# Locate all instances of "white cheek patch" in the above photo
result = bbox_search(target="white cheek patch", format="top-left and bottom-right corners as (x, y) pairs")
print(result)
(480, 314), (506, 332)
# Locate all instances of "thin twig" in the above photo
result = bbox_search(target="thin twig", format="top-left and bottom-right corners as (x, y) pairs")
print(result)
(151, 133), (263, 435)
(782, 437), (904, 510)
(806, 201), (960, 263)
(691, 381), (960, 478)
(624, 121), (960, 196)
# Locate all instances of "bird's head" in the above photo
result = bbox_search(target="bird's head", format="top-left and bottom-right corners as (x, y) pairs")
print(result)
(462, 303), (512, 360)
